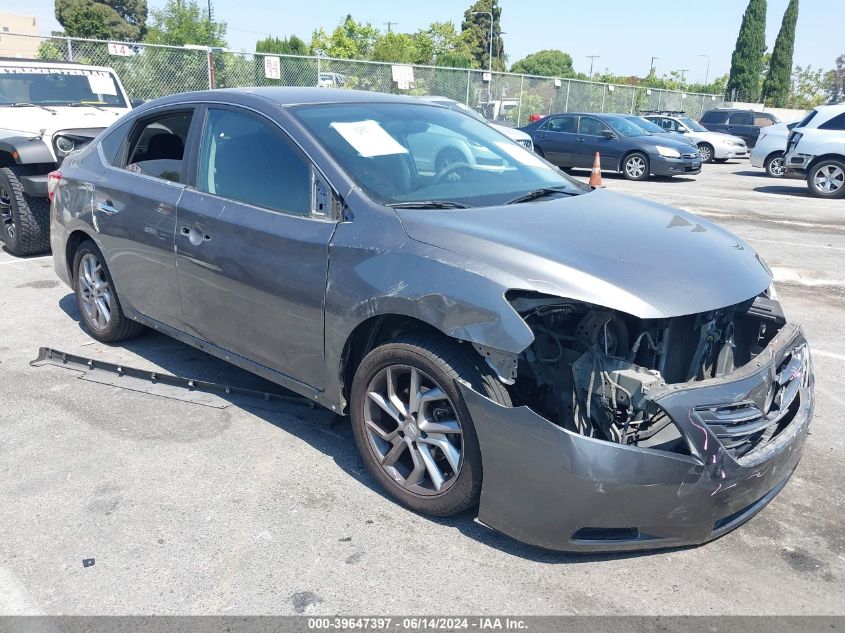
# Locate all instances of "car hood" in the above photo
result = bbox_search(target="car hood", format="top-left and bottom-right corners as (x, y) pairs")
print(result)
(634, 134), (697, 151)
(692, 130), (746, 144)
(0, 106), (128, 137)
(396, 189), (771, 319)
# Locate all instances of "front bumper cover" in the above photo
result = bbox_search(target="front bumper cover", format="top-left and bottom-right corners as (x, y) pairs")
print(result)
(461, 321), (813, 552)
(649, 154), (702, 176)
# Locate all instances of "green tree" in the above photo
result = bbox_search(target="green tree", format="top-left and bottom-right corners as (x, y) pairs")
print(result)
(310, 15), (379, 59)
(461, 0), (505, 71)
(726, 0), (767, 101)
(789, 64), (830, 108)
(256, 35), (308, 56)
(827, 53), (844, 103)
(510, 50), (575, 77)
(145, 0), (226, 47)
(55, 0), (147, 40)
(426, 21), (473, 67)
(761, 0), (799, 107)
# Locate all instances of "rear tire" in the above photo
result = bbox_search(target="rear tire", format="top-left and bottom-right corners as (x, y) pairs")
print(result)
(622, 152), (649, 181)
(350, 335), (510, 516)
(697, 143), (714, 163)
(0, 167), (50, 256)
(72, 240), (145, 342)
(764, 152), (785, 178)
(807, 159), (845, 199)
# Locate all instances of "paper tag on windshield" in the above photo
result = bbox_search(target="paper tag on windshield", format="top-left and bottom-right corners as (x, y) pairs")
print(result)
(87, 73), (117, 95)
(494, 141), (546, 168)
(330, 120), (408, 157)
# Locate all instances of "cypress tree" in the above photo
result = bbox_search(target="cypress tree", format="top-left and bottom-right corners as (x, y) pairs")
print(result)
(726, 0), (768, 101)
(762, 0), (799, 107)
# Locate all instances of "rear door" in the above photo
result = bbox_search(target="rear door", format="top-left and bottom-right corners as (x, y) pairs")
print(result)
(725, 111), (756, 146)
(175, 104), (337, 389)
(90, 107), (196, 328)
(532, 115), (577, 165)
(574, 116), (621, 169)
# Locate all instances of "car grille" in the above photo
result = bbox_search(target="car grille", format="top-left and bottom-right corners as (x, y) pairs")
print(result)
(694, 345), (809, 461)
(516, 139), (533, 150)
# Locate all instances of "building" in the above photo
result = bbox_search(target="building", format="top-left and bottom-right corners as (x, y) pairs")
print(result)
(0, 12), (39, 59)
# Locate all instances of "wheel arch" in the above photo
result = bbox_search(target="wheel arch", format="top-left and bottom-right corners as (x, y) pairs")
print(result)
(807, 153), (845, 173)
(617, 149), (649, 173)
(64, 229), (100, 281)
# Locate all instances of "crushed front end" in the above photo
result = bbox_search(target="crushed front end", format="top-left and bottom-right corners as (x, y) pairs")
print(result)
(462, 291), (813, 551)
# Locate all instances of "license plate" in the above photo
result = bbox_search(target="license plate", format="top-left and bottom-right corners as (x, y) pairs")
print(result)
(690, 162), (700, 170)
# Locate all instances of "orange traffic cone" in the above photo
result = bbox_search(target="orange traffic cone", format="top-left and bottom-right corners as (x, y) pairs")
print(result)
(589, 152), (603, 188)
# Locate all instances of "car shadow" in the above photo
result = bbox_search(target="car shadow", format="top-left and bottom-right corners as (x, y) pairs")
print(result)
(54, 292), (693, 562)
(1, 244), (51, 258)
(732, 170), (768, 178)
(753, 184), (815, 198)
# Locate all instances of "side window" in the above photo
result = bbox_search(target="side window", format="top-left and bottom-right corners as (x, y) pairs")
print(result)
(124, 111), (193, 183)
(578, 117), (608, 136)
(661, 118), (676, 131)
(197, 107), (311, 217)
(99, 119), (132, 166)
(728, 112), (752, 125)
(700, 111), (723, 123)
(754, 114), (775, 127)
(819, 112), (845, 131)
(547, 116), (576, 133)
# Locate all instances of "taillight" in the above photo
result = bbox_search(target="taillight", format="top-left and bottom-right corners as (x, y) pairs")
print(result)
(47, 171), (62, 202)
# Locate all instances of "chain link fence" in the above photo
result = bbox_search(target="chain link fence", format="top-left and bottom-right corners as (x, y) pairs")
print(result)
(8, 33), (726, 125)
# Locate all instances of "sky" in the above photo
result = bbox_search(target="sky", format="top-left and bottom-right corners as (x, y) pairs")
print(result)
(6, 0), (841, 82)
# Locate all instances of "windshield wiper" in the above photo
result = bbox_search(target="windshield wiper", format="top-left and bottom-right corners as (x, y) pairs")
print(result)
(506, 187), (580, 205)
(2, 102), (56, 113)
(388, 200), (469, 209)
(68, 102), (107, 111)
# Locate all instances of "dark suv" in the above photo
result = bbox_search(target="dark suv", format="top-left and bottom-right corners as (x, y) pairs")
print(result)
(699, 108), (780, 148)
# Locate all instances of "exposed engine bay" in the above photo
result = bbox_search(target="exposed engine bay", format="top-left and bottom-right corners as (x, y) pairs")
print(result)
(508, 290), (787, 454)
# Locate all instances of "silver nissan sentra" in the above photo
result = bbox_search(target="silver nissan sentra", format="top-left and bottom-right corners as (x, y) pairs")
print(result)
(48, 87), (813, 552)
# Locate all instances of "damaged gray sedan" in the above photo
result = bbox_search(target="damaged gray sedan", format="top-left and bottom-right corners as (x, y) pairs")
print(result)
(49, 88), (814, 552)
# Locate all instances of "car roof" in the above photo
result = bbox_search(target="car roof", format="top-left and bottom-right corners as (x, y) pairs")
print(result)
(147, 87), (426, 108)
(0, 58), (117, 73)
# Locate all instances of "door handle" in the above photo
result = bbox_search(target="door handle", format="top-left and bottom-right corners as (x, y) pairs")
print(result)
(180, 225), (211, 245)
(576, 137), (586, 142)
(95, 201), (118, 216)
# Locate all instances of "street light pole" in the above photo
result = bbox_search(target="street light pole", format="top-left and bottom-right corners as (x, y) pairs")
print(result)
(676, 68), (689, 84)
(472, 10), (494, 104)
(697, 54), (710, 86)
(587, 55), (600, 81)
(649, 56), (659, 75)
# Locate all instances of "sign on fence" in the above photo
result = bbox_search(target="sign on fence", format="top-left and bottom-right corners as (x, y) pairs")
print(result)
(391, 64), (414, 87)
(107, 42), (132, 57)
(264, 56), (281, 80)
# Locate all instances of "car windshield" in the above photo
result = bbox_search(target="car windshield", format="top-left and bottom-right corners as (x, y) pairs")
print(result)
(606, 116), (648, 137)
(0, 65), (126, 107)
(293, 102), (584, 207)
(625, 116), (665, 134)
(678, 117), (708, 132)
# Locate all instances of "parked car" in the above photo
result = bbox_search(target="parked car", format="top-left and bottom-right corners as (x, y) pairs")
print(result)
(783, 104), (845, 198)
(317, 72), (346, 88)
(0, 59), (132, 256)
(417, 95), (533, 151)
(621, 115), (695, 145)
(699, 108), (780, 148)
(750, 122), (799, 177)
(519, 112), (702, 180)
(49, 88), (812, 552)
(642, 112), (748, 163)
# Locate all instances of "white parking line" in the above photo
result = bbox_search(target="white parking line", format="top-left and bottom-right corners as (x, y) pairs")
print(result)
(771, 266), (845, 287)
(746, 238), (845, 253)
(814, 350), (845, 363)
(0, 568), (46, 616)
(0, 256), (52, 266)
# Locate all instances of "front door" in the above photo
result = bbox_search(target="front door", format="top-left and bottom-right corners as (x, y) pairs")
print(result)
(175, 105), (337, 389)
(574, 116), (621, 169)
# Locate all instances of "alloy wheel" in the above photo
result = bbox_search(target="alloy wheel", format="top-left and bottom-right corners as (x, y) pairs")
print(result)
(78, 253), (113, 331)
(363, 364), (463, 496)
(0, 184), (15, 241)
(698, 145), (712, 162)
(625, 156), (646, 178)
(769, 156), (785, 176)
(813, 164), (844, 194)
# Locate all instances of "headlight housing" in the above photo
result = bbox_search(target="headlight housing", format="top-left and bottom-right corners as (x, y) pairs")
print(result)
(655, 145), (681, 158)
(55, 135), (75, 154)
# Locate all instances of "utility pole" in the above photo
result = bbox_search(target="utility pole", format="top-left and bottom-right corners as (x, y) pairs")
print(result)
(587, 55), (600, 81)
(206, 0), (215, 88)
(697, 54), (710, 86)
(383, 21), (398, 33)
(472, 10), (494, 104)
(676, 68), (689, 84)
(649, 56), (659, 75)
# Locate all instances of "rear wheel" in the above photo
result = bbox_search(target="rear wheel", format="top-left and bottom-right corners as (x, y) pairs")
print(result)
(435, 147), (467, 174)
(697, 143), (714, 163)
(73, 241), (145, 342)
(764, 152), (785, 177)
(0, 167), (50, 256)
(807, 159), (845, 199)
(622, 152), (649, 181)
(350, 335), (510, 516)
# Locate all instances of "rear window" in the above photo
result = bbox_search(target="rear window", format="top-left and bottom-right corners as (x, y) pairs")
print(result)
(819, 112), (845, 131)
(796, 110), (817, 128)
(728, 112), (752, 125)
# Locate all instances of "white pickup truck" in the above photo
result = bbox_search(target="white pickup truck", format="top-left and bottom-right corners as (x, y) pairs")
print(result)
(783, 103), (845, 198)
(0, 60), (132, 255)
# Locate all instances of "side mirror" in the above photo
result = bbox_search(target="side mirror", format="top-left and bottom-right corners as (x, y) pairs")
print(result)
(602, 129), (615, 139)
(130, 98), (145, 108)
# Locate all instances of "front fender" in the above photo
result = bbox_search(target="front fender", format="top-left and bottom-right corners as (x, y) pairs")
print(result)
(0, 136), (55, 164)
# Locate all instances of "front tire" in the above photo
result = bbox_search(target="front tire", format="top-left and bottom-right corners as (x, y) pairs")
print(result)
(0, 167), (50, 256)
(350, 335), (510, 516)
(807, 159), (845, 199)
(764, 152), (785, 177)
(622, 152), (649, 181)
(697, 143), (714, 163)
(73, 240), (145, 342)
